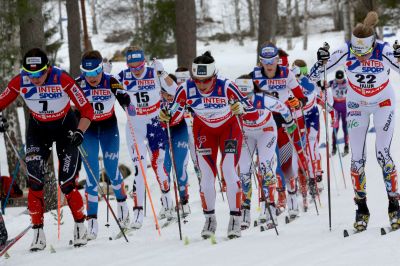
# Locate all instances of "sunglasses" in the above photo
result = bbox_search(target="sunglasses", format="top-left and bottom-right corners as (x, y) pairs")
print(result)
(350, 46), (373, 57)
(23, 65), (48, 79)
(81, 64), (103, 77)
(129, 61), (146, 72)
(193, 75), (215, 85)
(259, 56), (278, 65)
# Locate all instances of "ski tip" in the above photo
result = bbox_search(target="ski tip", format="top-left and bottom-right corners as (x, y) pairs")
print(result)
(210, 235), (217, 245)
(343, 229), (349, 237)
(380, 227), (387, 236)
(260, 226), (265, 232)
(109, 236), (113, 241)
(285, 216), (290, 224)
(49, 245), (56, 254)
(253, 221), (258, 227)
(184, 236), (190, 245)
(4, 252), (10, 259)
(69, 240), (73, 246)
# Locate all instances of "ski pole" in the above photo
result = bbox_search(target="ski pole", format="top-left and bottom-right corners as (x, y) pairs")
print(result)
(99, 156), (110, 227)
(165, 120), (183, 240)
(333, 127), (347, 189)
(77, 145), (129, 242)
(4, 132), (27, 175)
(322, 41), (332, 231)
(2, 145), (23, 213)
(125, 108), (161, 236)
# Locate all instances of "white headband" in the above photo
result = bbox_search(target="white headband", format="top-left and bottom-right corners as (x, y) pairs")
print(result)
(350, 34), (375, 55)
(192, 62), (216, 78)
(175, 70), (190, 84)
(235, 79), (254, 93)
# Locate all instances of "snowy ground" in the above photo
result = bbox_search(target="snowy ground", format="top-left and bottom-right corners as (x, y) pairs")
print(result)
(2, 31), (400, 265)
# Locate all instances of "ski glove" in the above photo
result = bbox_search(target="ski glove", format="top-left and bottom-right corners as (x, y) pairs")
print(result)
(230, 101), (244, 115)
(70, 129), (84, 147)
(393, 41), (400, 58)
(285, 120), (297, 135)
(116, 93), (131, 108)
(0, 115), (9, 133)
(287, 97), (301, 109)
(152, 59), (165, 73)
(317, 47), (330, 62)
(159, 109), (171, 123)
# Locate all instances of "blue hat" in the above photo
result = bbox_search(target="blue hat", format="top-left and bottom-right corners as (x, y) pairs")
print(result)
(259, 44), (278, 59)
(81, 59), (102, 70)
(126, 50), (145, 63)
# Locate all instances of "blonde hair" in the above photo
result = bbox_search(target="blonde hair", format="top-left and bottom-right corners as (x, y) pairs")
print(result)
(293, 59), (306, 68)
(126, 45), (143, 54)
(352, 11), (379, 38)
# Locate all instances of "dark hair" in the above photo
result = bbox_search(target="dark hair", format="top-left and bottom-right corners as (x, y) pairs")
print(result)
(293, 59), (307, 67)
(175, 66), (189, 72)
(168, 73), (177, 83)
(81, 50), (102, 61)
(193, 51), (214, 64)
(237, 74), (262, 93)
(278, 49), (288, 57)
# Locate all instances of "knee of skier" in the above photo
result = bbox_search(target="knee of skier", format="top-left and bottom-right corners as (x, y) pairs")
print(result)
(28, 178), (44, 191)
(60, 179), (75, 195)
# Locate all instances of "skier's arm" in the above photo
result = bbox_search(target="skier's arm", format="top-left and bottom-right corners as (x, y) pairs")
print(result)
(61, 72), (94, 132)
(169, 85), (187, 126)
(110, 77), (130, 108)
(264, 94), (293, 124)
(287, 70), (306, 101)
(309, 45), (348, 82)
(155, 69), (178, 96)
(226, 81), (259, 121)
(382, 44), (400, 74)
(0, 75), (21, 111)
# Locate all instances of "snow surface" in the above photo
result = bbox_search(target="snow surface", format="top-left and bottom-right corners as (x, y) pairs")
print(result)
(2, 29), (400, 266)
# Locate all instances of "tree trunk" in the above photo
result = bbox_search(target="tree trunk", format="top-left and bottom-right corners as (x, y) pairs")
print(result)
(257, 0), (277, 62)
(234, 0), (243, 45)
(175, 0), (196, 69)
(246, 0), (255, 37)
(66, 0), (82, 77)
(18, 0), (57, 211)
(91, 0), (98, 35)
(58, 0), (63, 40)
(343, 0), (352, 42)
(80, 0), (93, 52)
(292, 0), (301, 37)
(286, 0), (293, 50)
(303, 0), (308, 50)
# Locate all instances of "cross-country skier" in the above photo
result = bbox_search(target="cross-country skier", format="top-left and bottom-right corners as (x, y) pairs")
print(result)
(250, 42), (316, 214)
(160, 51), (259, 239)
(235, 74), (295, 229)
(116, 46), (177, 229)
(75, 50), (131, 240)
(162, 70), (191, 217)
(329, 70), (349, 156)
(310, 11), (400, 231)
(0, 48), (94, 250)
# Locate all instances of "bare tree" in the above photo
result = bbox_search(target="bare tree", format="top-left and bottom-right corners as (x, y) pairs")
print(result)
(234, 0), (243, 45)
(292, 0), (301, 36)
(18, 0), (57, 211)
(66, 0), (82, 77)
(246, 0), (256, 37)
(286, 0), (293, 50)
(91, 0), (98, 35)
(257, 0), (278, 61)
(175, 0), (196, 69)
(303, 0), (309, 50)
(343, 0), (352, 42)
(80, 0), (93, 52)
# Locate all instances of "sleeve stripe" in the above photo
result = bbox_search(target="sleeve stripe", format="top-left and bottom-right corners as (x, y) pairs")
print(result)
(383, 54), (399, 69)
(326, 52), (348, 72)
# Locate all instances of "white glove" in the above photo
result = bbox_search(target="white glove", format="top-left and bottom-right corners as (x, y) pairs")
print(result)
(230, 101), (244, 115)
(152, 59), (165, 73)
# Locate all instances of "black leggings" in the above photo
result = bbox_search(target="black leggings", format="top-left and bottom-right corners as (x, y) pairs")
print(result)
(25, 110), (80, 194)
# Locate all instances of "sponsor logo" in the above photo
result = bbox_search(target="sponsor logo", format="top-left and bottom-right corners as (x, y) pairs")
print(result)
(177, 141), (188, 149)
(62, 154), (71, 173)
(266, 136), (276, 148)
(347, 111), (361, 117)
(26, 154), (41, 162)
(267, 79), (286, 90)
(379, 99), (391, 108)
(125, 72), (132, 79)
(224, 139), (238, 154)
(347, 101), (359, 109)
(347, 119), (359, 129)
(105, 151), (119, 160)
(360, 60), (384, 74)
(26, 146), (40, 154)
(383, 111), (393, 131)
(26, 57), (42, 64)
(91, 89), (112, 101)
(197, 148), (212, 155)
(189, 87), (196, 97)
(71, 85), (87, 106)
(203, 97), (227, 109)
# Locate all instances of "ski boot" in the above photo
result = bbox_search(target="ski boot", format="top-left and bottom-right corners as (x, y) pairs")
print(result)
(240, 205), (251, 230)
(343, 144), (349, 156)
(178, 199), (191, 219)
(30, 226), (46, 252)
(332, 145), (337, 156)
(257, 201), (267, 225)
(287, 191), (300, 219)
(87, 217), (98, 241)
(159, 191), (174, 221)
(201, 212), (217, 239)
(316, 175), (324, 193)
(74, 221), (88, 247)
(308, 178), (318, 200)
(117, 200), (130, 229)
(227, 212), (241, 239)
(353, 198), (370, 232)
(388, 196), (400, 230)
(276, 190), (287, 215)
(130, 207), (144, 229)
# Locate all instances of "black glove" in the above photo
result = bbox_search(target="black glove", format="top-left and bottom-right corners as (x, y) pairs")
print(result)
(317, 47), (330, 61)
(299, 97), (308, 107)
(0, 115), (9, 133)
(116, 93), (131, 108)
(393, 40), (400, 58)
(70, 129), (84, 147)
